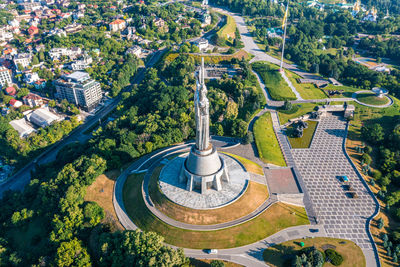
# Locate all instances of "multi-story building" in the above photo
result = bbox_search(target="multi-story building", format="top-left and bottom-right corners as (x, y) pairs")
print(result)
(125, 45), (142, 57)
(0, 66), (12, 88)
(23, 93), (43, 107)
(109, 19), (126, 32)
(55, 71), (102, 111)
(49, 47), (82, 60)
(13, 53), (32, 69)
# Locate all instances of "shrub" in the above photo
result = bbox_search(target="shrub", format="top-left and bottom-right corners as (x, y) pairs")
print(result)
(210, 260), (225, 267)
(279, 105), (300, 114)
(325, 249), (343, 266)
(364, 145), (372, 154)
(361, 153), (372, 165)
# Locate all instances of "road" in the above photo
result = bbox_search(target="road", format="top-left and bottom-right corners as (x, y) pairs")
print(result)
(0, 50), (165, 197)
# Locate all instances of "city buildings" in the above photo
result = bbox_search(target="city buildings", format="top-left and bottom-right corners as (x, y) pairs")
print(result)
(55, 71), (102, 111)
(0, 66), (12, 88)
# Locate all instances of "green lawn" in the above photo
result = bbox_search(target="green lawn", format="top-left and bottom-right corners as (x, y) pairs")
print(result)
(216, 13), (237, 45)
(284, 70), (327, 99)
(286, 121), (318, 149)
(263, 237), (365, 267)
(222, 152), (264, 175)
(324, 84), (359, 98)
(252, 62), (296, 101)
(123, 173), (308, 249)
(278, 103), (318, 125)
(356, 93), (389, 106)
(253, 112), (286, 166)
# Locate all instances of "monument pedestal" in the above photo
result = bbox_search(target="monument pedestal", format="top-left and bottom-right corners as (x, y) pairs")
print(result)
(180, 145), (229, 194)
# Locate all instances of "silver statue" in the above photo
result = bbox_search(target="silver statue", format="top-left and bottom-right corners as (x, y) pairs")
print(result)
(194, 58), (210, 151)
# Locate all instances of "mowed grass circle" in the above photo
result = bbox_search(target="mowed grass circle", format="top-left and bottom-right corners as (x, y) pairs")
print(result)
(356, 93), (389, 106)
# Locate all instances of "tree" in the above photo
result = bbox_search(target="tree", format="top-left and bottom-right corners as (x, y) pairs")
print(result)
(84, 202), (104, 226)
(55, 238), (91, 267)
(361, 123), (384, 144)
(244, 131), (254, 144)
(283, 100), (292, 110)
(210, 260), (225, 267)
(31, 55), (39, 65)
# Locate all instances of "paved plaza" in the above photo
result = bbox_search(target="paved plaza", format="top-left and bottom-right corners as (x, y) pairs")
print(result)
(159, 154), (249, 209)
(291, 114), (378, 253)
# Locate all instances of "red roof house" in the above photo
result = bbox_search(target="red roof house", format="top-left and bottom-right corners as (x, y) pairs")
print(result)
(28, 26), (39, 36)
(5, 86), (16, 96)
(9, 99), (23, 108)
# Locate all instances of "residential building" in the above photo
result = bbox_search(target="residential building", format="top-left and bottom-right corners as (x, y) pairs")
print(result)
(9, 118), (36, 137)
(0, 29), (13, 42)
(28, 25), (39, 36)
(64, 23), (83, 34)
(27, 107), (61, 127)
(49, 47), (81, 60)
(34, 79), (46, 90)
(23, 93), (43, 107)
(71, 54), (93, 70)
(0, 67), (12, 88)
(125, 46), (142, 57)
(5, 86), (16, 96)
(55, 71), (102, 111)
(196, 38), (209, 51)
(9, 99), (23, 108)
(25, 72), (40, 84)
(14, 53), (32, 69)
(48, 28), (67, 37)
(109, 19), (126, 32)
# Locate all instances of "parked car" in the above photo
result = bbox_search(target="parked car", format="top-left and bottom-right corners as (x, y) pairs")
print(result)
(204, 249), (218, 254)
(339, 175), (349, 182)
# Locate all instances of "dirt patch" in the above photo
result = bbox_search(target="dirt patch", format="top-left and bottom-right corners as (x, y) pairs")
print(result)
(85, 170), (123, 230)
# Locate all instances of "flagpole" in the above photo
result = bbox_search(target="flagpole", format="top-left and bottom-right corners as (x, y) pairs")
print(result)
(280, 0), (289, 72)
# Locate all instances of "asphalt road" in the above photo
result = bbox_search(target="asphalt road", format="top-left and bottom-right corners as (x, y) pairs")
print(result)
(0, 50), (165, 197)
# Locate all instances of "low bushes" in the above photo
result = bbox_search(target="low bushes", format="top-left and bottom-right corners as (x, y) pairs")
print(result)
(325, 248), (344, 266)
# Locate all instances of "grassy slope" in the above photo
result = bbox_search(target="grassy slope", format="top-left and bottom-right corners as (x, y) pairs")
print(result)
(222, 152), (264, 175)
(284, 70), (327, 100)
(287, 121), (318, 149)
(253, 112), (286, 166)
(277, 103), (318, 125)
(252, 62), (296, 101)
(123, 173), (309, 249)
(149, 165), (269, 225)
(263, 237), (366, 267)
(216, 13), (236, 44)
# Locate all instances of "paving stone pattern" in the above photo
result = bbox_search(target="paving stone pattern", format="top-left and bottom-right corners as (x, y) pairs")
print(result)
(291, 114), (377, 250)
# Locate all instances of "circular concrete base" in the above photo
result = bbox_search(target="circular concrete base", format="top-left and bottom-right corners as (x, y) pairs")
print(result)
(159, 154), (249, 209)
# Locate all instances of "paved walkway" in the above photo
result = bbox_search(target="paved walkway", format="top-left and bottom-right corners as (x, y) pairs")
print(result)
(280, 70), (303, 100)
(184, 224), (327, 267)
(291, 114), (380, 267)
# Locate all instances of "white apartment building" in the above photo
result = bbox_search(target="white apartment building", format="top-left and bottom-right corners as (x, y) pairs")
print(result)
(0, 67), (12, 87)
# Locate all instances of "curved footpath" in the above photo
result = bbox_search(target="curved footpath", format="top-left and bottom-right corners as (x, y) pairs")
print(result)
(141, 154), (277, 231)
(352, 90), (394, 108)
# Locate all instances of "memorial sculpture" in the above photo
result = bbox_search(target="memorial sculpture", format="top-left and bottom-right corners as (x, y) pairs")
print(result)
(179, 58), (230, 194)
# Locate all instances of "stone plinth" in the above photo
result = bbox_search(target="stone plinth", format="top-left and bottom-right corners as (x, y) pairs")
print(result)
(179, 146), (229, 194)
(159, 154), (249, 209)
